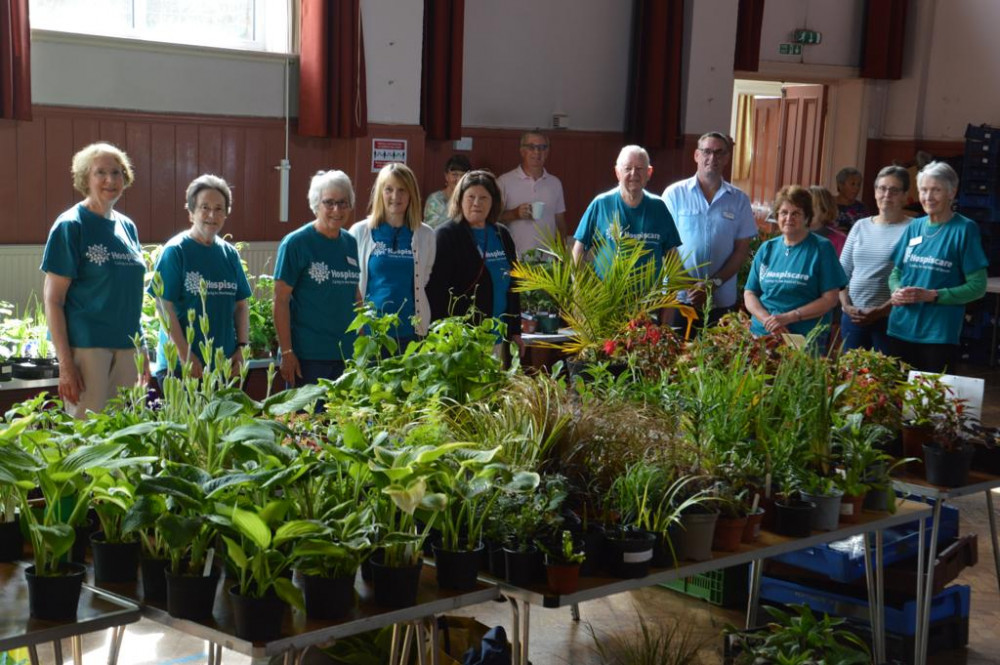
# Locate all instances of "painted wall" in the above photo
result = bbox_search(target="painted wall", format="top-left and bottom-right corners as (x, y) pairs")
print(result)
(461, 0), (633, 131)
(758, 0), (864, 68)
(682, 0), (740, 135)
(362, 0), (423, 125)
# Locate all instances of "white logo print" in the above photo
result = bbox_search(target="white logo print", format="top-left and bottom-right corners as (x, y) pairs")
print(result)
(184, 271), (204, 295)
(86, 244), (110, 266)
(308, 262), (330, 284)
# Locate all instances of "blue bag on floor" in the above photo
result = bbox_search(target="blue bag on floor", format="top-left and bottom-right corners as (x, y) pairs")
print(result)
(462, 625), (511, 665)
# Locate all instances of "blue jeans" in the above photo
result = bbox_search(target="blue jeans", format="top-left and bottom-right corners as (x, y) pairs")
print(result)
(839, 313), (891, 354)
(291, 358), (345, 389)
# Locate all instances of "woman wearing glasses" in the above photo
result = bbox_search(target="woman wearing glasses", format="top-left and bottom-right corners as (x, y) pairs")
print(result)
(838, 166), (912, 353)
(273, 170), (361, 387)
(151, 174), (251, 386)
(349, 163), (436, 351)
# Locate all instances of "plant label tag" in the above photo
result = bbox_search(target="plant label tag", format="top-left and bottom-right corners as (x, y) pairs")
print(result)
(909, 236), (923, 246)
(203, 548), (215, 577)
(623, 549), (653, 563)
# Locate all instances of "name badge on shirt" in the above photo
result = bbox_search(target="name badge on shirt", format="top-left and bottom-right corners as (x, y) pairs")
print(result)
(346, 256), (358, 266)
(908, 236), (922, 247)
(722, 211), (735, 220)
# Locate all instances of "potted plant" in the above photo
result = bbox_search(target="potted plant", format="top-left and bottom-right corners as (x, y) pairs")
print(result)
(900, 373), (957, 462)
(725, 604), (871, 665)
(540, 530), (584, 595)
(89, 472), (142, 584)
(501, 474), (567, 587)
(922, 392), (978, 488)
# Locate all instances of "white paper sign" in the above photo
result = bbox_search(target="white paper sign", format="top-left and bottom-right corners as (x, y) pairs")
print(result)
(907, 371), (984, 422)
(372, 139), (407, 172)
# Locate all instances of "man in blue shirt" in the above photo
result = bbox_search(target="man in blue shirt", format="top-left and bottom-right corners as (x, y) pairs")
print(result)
(572, 145), (681, 278)
(663, 132), (756, 328)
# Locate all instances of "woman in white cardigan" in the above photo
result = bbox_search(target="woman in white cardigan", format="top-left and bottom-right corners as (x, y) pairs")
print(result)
(349, 163), (436, 350)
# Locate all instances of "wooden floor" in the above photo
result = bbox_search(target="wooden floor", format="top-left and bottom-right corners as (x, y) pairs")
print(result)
(40, 362), (1000, 664)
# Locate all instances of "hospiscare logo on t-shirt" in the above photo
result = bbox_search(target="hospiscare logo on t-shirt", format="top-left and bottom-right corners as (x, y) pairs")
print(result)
(759, 263), (810, 285)
(85, 244), (136, 267)
(184, 271), (238, 297)
(903, 248), (953, 274)
(602, 229), (662, 243)
(371, 241), (414, 258)
(307, 261), (360, 286)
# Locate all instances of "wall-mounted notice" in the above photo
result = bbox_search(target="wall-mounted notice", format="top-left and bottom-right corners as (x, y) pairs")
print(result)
(372, 139), (407, 172)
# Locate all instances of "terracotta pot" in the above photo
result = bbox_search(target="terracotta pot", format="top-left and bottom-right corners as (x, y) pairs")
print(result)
(901, 425), (933, 463)
(839, 493), (866, 524)
(741, 507), (766, 544)
(545, 563), (580, 595)
(712, 515), (748, 552)
(520, 316), (538, 334)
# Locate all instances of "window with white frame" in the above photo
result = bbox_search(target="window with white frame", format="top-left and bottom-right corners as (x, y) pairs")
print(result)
(29, 0), (292, 54)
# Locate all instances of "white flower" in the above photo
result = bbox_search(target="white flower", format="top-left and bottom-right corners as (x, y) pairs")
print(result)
(85, 244), (110, 266)
(184, 271), (204, 295)
(308, 262), (330, 284)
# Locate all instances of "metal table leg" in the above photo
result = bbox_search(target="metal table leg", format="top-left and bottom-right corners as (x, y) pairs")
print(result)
(745, 558), (763, 629)
(282, 649), (304, 665)
(519, 600), (530, 665)
(987, 489), (1000, 595)
(389, 624), (403, 665)
(863, 530), (886, 664)
(570, 603), (580, 622)
(875, 529), (885, 665)
(429, 616), (441, 665)
(107, 625), (126, 665)
(508, 597), (521, 665)
(401, 624), (415, 665)
(206, 641), (223, 665)
(918, 499), (943, 665)
(53, 639), (64, 665)
(415, 621), (428, 665)
(862, 531), (881, 660)
(914, 511), (927, 665)
(27, 645), (40, 665)
(72, 634), (83, 665)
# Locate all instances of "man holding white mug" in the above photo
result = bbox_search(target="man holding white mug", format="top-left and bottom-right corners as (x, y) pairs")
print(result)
(498, 130), (568, 256)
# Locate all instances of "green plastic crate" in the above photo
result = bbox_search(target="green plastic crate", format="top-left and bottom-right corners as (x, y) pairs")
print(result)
(662, 563), (750, 608)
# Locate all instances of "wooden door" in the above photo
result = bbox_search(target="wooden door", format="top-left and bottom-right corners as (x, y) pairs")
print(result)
(778, 84), (826, 188)
(747, 96), (781, 204)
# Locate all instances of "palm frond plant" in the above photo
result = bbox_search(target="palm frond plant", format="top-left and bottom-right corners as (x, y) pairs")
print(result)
(510, 223), (696, 359)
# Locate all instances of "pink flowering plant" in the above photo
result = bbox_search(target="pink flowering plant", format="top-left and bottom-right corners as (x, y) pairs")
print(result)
(833, 348), (906, 431)
(598, 319), (683, 380)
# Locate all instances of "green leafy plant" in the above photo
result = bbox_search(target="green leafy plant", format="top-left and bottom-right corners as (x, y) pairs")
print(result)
(539, 529), (584, 565)
(833, 348), (907, 430)
(588, 608), (707, 665)
(726, 604), (871, 665)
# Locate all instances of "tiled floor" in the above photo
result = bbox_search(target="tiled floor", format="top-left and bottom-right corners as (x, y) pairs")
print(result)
(43, 363), (1000, 664)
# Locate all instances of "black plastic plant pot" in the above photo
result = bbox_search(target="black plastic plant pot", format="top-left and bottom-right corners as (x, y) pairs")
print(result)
(579, 526), (605, 577)
(0, 520), (24, 561)
(229, 585), (287, 641)
(69, 520), (94, 565)
(923, 443), (975, 488)
(773, 499), (816, 537)
(602, 529), (656, 579)
(487, 544), (507, 579)
(301, 571), (356, 620)
(140, 557), (170, 602)
(503, 547), (545, 587)
(433, 543), (484, 590)
(25, 563), (85, 620)
(90, 533), (139, 584)
(165, 567), (221, 621)
(370, 557), (423, 608)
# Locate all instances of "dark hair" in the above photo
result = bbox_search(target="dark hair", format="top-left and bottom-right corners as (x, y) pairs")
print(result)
(774, 185), (813, 223)
(449, 170), (503, 226)
(444, 154), (472, 173)
(836, 166), (862, 187)
(875, 165), (910, 192)
(697, 132), (732, 152)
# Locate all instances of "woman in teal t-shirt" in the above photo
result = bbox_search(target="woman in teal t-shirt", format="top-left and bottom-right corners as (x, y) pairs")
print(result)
(887, 162), (989, 372)
(744, 185), (847, 346)
(151, 175), (251, 384)
(41, 142), (145, 418)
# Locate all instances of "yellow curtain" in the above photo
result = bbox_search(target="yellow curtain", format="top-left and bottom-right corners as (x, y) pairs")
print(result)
(732, 94), (754, 180)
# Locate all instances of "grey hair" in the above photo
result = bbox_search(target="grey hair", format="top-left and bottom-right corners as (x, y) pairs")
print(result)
(616, 145), (650, 168)
(875, 165), (911, 192)
(308, 170), (355, 214)
(917, 161), (959, 196)
(835, 167), (862, 187)
(185, 174), (232, 213)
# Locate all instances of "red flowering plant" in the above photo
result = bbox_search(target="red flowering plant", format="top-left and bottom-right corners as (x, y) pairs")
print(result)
(832, 348), (907, 431)
(683, 311), (784, 374)
(598, 318), (683, 381)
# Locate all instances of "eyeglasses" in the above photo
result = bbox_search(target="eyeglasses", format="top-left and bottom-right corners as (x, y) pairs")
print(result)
(321, 199), (352, 210)
(197, 204), (226, 216)
(698, 148), (728, 158)
(875, 186), (903, 195)
(521, 144), (549, 152)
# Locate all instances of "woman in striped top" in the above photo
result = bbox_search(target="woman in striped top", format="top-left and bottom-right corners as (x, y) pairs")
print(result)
(838, 165), (912, 353)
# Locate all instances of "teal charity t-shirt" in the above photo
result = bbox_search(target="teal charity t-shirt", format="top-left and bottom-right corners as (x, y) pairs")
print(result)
(745, 233), (847, 337)
(367, 223), (416, 337)
(472, 226), (512, 319)
(150, 233), (251, 370)
(40, 204), (145, 349)
(274, 223), (360, 361)
(573, 188), (681, 278)
(888, 214), (989, 345)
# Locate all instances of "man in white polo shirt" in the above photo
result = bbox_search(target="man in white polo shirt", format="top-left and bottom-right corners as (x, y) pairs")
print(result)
(663, 132), (756, 328)
(498, 130), (567, 256)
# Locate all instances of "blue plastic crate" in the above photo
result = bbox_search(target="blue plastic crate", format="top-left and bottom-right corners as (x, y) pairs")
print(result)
(759, 577), (970, 636)
(965, 123), (1000, 142)
(771, 503), (959, 583)
(958, 191), (998, 209)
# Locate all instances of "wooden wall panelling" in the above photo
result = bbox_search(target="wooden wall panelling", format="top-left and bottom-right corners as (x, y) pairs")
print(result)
(0, 123), (19, 243)
(124, 122), (152, 241)
(43, 117), (75, 232)
(16, 119), (46, 244)
(241, 126), (266, 240)
(149, 123), (177, 244)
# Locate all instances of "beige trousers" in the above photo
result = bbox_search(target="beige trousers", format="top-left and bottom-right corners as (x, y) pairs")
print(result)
(65, 347), (138, 419)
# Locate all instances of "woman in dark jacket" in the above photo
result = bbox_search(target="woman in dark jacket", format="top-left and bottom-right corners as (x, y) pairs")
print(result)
(427, 170), (522, 351)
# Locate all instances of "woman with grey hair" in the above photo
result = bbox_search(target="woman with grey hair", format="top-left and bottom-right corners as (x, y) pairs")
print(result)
(887, 161), (988, 372)
(150, 174), (251, 384)
(839, 165), (912, 353)
(273, 170), (361, 387)
(42, 142), (145, 417)
(834, 166), (867, 229)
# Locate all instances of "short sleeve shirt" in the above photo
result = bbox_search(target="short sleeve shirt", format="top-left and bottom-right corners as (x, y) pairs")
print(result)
(367, 224), (416, 338)
(887, 214), (989, 345)
(745, 233), (848, 336)
(274, 223), (360, 361)
(498, 167), (567, 256)
(573, 188), (681, 278)
(40, 204), (145, 349)
(663, 177), (756, 308)
(150, 233), (251, 369)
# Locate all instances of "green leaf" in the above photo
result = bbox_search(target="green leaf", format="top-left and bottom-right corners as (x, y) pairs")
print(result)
(273, 576), (305, 612)
(31, 523), (75, 561)
(273, 520), (327, 547)
(222, 534), (249, 570)
(229, 505), (271, 550)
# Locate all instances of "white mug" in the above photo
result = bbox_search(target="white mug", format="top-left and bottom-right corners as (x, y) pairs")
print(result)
(531, 201), (545, 220)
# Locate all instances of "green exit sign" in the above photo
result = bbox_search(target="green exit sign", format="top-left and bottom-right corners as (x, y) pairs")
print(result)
(794, 29), (822, 44)
(778, 43), (802, 55)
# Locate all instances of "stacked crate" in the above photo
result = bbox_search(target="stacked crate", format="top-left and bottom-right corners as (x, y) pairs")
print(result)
(958, 124), (1000, 274)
